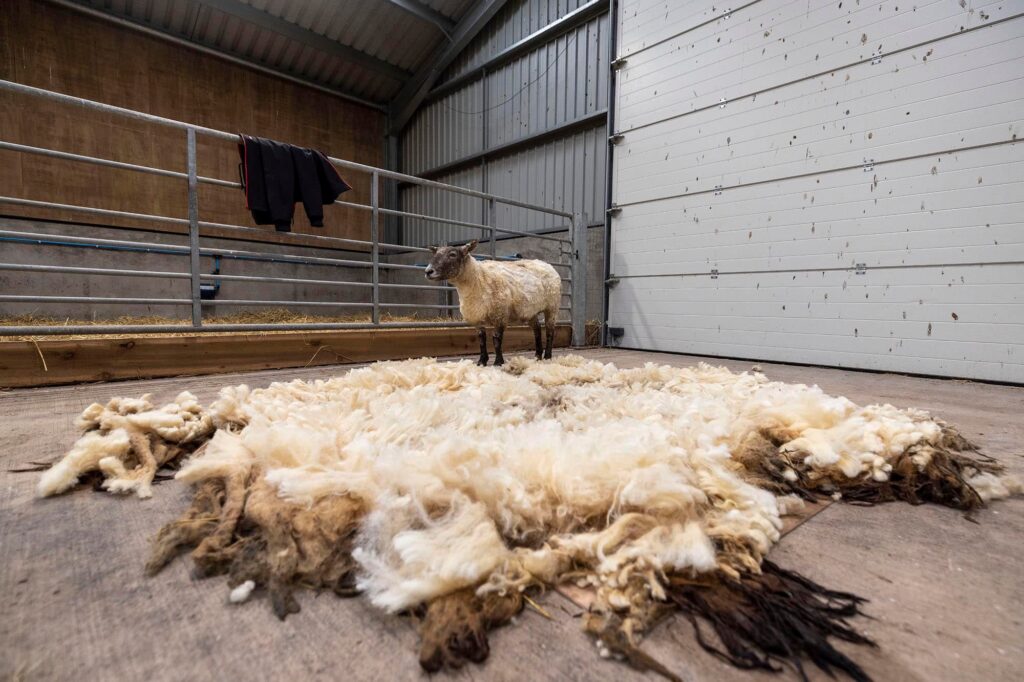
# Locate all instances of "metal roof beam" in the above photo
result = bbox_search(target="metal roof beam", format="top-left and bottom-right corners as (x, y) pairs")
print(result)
(388, 0), (510, 134)
(45, 0), (387, 110)
(194, 0), (413, 83)
(427, 0), (608, 102)
(383, 0), (456, 37)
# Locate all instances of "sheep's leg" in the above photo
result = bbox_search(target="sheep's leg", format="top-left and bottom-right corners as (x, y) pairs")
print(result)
(477, 327), (489, 366)
(492, 325), (505, 367)
(543, 308), (557, 359)
(530, 315), (543, 359)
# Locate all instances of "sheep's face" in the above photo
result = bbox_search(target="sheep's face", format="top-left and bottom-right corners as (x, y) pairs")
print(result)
(425, 240), (477, 281)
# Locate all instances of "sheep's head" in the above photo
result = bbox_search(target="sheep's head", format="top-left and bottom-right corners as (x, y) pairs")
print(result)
(425, 240), (477, 281)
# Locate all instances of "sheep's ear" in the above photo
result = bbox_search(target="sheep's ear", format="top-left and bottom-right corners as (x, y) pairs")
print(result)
(462, 239), (479, 254)
(428, 245), (438, 253)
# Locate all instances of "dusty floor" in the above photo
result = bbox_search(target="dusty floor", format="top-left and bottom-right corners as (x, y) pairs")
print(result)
(1, 348), (1021, 682)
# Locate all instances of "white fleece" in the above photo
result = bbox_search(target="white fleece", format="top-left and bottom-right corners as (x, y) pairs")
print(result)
(41, 356), (1017, 613)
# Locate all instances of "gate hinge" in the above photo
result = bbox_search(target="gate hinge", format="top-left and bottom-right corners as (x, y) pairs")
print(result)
(855, 263), (867, 275)
(606, 276), (620, 289)
(606, 205), (622, 216)
(611, 57), (628, 70)
(608, 133), (625, 144)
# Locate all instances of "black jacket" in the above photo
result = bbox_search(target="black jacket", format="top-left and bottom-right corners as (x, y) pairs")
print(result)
(238, 135), (351, 232)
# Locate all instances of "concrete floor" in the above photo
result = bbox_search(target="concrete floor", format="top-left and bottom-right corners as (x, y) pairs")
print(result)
(1, 348), (1021, 681)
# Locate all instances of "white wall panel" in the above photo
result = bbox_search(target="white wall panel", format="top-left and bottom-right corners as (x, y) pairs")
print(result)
(608, 0), (1024, 381)
(615, 0), (1020, 131)
(611, 266), (1024, 383)
(615, 23), (1024, 203)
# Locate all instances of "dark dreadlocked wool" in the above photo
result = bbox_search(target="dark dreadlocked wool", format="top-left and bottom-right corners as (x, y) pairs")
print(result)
(37, 356), (1019, 681)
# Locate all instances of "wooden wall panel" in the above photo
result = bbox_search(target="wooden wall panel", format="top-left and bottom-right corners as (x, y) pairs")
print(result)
(0, 0), (384, 249)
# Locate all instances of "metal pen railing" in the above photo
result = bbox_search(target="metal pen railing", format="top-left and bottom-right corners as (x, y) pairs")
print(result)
(0, 79), (587, 344)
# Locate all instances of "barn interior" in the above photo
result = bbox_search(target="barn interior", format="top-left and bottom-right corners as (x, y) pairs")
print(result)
(1, 1), (1022, 681)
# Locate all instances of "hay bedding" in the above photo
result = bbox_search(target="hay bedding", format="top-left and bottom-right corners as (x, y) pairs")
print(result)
(37, 356), (1019, 681)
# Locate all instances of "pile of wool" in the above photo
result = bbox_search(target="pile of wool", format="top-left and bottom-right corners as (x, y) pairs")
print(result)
(37, 391), (212, 499)
(39, 356), (1018, 681)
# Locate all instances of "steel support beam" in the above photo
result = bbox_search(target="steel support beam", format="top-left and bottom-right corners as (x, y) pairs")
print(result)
(570, 213), (589, 346)
(402, 109), (608, 182)
(428, 0), (609, 102)
(384, 0), (455, 37)
(389, 0), (510, 134)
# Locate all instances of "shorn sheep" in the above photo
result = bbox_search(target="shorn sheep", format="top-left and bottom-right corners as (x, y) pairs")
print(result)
(424, 239), (561, 366)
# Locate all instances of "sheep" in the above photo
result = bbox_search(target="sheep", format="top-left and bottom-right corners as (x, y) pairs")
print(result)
(424, 239), (561, 366)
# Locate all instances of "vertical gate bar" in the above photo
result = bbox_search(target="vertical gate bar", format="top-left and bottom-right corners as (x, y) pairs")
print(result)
(371, 171), (380, 325)
(488, 197), (496, 258)
(571, 212), (587, 346)
(186, 127), (202, 328)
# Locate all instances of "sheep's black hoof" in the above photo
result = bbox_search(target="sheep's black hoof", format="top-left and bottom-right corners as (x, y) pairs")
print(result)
(494, 358), (504, 367)
(477, 357), (489, 367)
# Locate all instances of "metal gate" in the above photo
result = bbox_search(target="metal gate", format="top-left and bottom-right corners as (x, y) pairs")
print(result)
(0, 79), (588, 345)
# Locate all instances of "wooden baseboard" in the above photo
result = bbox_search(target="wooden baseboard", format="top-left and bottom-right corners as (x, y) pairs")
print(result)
(0, 324), (583, 388)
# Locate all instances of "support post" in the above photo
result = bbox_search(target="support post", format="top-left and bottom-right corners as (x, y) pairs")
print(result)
(571, 212), (588, 346)
(186, 127), (202, 328)
(370, 171), (381, 324)
(488, 197), (497, 258)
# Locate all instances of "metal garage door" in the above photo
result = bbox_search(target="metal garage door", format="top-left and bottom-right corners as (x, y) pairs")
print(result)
(606, 0), (1024, 382)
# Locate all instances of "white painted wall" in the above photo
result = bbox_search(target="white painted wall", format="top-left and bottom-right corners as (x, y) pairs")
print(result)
(607, 0), (1024, 382)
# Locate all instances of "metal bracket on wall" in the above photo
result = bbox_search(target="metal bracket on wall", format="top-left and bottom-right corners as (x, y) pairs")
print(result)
(871, 55), (883, 65)
(710, 269), (719, 279)
(606, 276), (620, 289)
(863, 159), (875, 172)
(719, 98), (727, 109)
(611, 57), (628, 70)
(855, 263), (867, 275)
(713, 185), (723, 196)
(606, 205), (622, 216)
(608, 133), (625, 144)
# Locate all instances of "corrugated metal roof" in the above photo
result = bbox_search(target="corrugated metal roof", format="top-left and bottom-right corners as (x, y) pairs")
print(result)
(70, 0), (482, 105)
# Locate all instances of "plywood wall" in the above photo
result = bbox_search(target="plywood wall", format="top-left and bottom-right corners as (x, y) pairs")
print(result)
(0, 0), (384, 248)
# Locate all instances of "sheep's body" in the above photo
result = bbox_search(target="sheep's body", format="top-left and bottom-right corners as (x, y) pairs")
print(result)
(453, 258), (561, 327)
(426, 241), (562, 365)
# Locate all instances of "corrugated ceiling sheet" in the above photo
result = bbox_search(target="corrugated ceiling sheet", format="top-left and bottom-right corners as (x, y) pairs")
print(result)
(74, 0), (477, 102)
